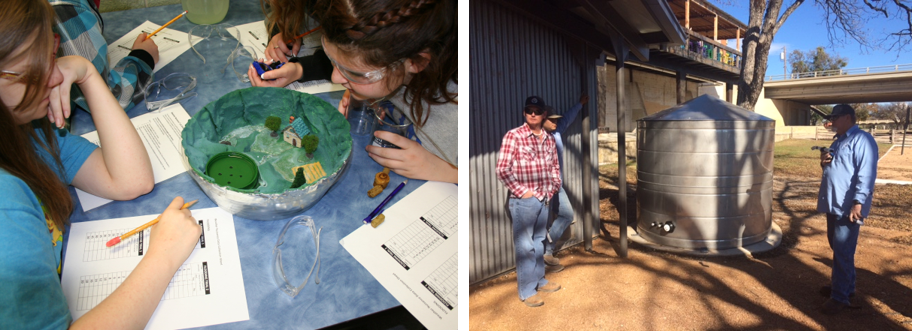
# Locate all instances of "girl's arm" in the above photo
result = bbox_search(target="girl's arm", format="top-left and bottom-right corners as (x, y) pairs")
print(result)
(57, 56), (154, 200)
(70, 197), (201, 329)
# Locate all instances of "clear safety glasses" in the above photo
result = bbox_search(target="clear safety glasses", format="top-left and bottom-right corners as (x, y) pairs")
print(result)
(321, 36), (404, 85)
(144, 72), (197, 112)
(273, 215), (322, 298)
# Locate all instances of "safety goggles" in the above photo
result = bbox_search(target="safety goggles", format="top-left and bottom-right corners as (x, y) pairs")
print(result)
(273, 215), (322, 298)
(321, 36), (404, 85)
(144, 72), (197, 112)
(0, 34), (60, 82)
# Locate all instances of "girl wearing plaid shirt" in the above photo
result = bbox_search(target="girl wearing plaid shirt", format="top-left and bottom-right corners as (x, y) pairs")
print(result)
(50, 0), (158, 114)
(496, 96), (562, 307)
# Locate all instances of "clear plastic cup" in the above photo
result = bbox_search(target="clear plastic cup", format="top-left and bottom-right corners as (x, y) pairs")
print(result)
(371, 105), (411, 149)
(347, 99), (376, 136)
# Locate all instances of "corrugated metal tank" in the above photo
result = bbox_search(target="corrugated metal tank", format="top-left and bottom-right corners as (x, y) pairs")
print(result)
(636, 95), (775, 250)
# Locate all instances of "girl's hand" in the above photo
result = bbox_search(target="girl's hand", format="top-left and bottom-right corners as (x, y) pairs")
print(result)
(337, 89), (351, 117)
(148, 197), (202, 269)
(265, 33), (301, 63)
(47, 85), (69, 129)
(47, 56), (94, 128)
(131, 33), (160, 65)
(247, 60), (301, 88)
(365, 131), (457, 183)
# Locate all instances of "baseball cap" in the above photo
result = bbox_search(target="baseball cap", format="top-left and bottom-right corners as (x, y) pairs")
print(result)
(525, 96), (546, 110)
(546, 106), (562, 120)
(826, 104), (856, 120)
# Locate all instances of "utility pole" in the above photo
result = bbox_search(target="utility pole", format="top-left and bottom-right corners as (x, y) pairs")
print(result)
(903, 104), (910, 155)
(781, 46), (787, 78)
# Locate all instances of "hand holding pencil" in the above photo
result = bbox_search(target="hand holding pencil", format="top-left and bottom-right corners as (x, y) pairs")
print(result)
(107, 197), (201, 254)
(131, 33), (160, 66)
(145, 10), (187, 41)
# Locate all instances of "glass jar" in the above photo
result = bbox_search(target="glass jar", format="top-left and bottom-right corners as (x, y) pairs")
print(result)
(181, 0), (230, 25)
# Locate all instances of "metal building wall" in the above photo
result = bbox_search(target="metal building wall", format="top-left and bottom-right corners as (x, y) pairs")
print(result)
(469, 0), (600, 284)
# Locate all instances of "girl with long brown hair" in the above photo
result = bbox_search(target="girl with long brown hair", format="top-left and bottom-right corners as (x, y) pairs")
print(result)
(250, 0), (458, 183)
(0, 0), (201, 328)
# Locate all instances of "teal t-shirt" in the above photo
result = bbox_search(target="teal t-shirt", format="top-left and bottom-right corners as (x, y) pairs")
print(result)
(0, 128), (97, 329)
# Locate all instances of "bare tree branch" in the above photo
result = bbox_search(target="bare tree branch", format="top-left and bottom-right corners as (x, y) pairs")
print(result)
(730, 0), (912, 110)
(773, 0), (805, 35)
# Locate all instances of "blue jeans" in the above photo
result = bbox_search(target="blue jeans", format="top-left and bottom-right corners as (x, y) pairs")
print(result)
(546, 186), (573, 256)
(826, 213), (860, 304)
(508, 197), (550, 301)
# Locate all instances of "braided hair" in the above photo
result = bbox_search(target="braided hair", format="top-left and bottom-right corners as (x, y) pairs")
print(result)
(315, 0), (457, 126)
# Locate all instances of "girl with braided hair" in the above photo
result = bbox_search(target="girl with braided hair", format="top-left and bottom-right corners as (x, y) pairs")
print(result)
(250, 0), (457, 183)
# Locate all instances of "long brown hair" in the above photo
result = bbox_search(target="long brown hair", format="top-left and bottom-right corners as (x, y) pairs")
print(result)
(310, 0), (457, 126)
(0, 0), (73, 229)
(261, 0), (316, 47)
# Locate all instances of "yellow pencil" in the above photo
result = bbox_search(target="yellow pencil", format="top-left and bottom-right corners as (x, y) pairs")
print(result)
(145, 10), (188, 40)
(106, 199), (198, 247)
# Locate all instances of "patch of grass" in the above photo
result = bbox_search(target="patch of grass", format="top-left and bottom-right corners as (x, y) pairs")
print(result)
(599, 161), (637, 185)
(773, 139), (890, 178)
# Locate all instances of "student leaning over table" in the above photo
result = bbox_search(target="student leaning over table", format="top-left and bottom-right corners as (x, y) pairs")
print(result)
(0, 1), (199, 328)
(49, 0), (160, 118)
(249, 0), (458, 184)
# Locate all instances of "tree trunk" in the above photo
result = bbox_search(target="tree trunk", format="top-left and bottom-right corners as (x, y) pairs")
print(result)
(737, 0), (804, 111)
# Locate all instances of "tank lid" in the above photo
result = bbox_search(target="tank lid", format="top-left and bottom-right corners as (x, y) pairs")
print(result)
(640, 94), (774, 122)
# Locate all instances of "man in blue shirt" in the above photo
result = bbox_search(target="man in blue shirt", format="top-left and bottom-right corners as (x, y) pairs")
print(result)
(816, 104), (878, 315)
(541, 94), (588, 272)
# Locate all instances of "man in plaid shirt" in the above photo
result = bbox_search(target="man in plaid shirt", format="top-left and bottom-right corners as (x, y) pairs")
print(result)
(50, 0), (158, 113)
(496, 95), (562, 307)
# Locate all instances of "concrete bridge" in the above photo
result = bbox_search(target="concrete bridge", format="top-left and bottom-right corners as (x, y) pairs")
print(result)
(763, 64), (912, 104)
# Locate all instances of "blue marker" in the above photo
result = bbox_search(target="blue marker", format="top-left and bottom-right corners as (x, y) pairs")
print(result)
(364, 180), (408, 224)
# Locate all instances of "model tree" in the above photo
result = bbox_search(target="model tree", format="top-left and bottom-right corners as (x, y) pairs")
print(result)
(290, 167), (306, 188)
(302, 134), (319, 158)
(265, 116), (281, 137)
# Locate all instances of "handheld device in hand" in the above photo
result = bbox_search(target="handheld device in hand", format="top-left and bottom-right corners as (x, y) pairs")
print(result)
(253, 60), (285, 80)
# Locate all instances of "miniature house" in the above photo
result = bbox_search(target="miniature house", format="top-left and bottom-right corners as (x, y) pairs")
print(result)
(283, 116), (311, 148)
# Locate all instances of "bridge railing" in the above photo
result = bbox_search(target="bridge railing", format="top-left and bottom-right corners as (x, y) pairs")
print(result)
(765, 63), (912, 81)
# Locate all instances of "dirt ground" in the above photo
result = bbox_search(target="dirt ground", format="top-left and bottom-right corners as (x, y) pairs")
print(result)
(878, 145), (912, 181)
(469, 145), (912, 330)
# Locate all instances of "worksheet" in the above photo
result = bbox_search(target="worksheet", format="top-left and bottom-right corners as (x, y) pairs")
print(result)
(229, 20), (346, 94)
(340, 181), (458, 330)
(108, 21), (201, 73)
(75, 104), (191, 212)
(61, 207), (249, 329)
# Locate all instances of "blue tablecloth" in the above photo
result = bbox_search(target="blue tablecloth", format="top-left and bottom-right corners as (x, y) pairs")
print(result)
(62, 1), (415, 329)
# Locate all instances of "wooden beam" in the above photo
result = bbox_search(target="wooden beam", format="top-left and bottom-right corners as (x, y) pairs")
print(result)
(713, 14), (718, 41)
(736, 28), (740, 49)
(685, 0), (690, 28)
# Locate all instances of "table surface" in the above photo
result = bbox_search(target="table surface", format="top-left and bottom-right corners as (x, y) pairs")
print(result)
(62, 1), (421, 329)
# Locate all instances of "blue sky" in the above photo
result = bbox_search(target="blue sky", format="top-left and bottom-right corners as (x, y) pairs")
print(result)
(712, 1), (912, 78)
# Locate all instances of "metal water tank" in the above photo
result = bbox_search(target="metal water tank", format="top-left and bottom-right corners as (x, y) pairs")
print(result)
(636, 95), (775, 250)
